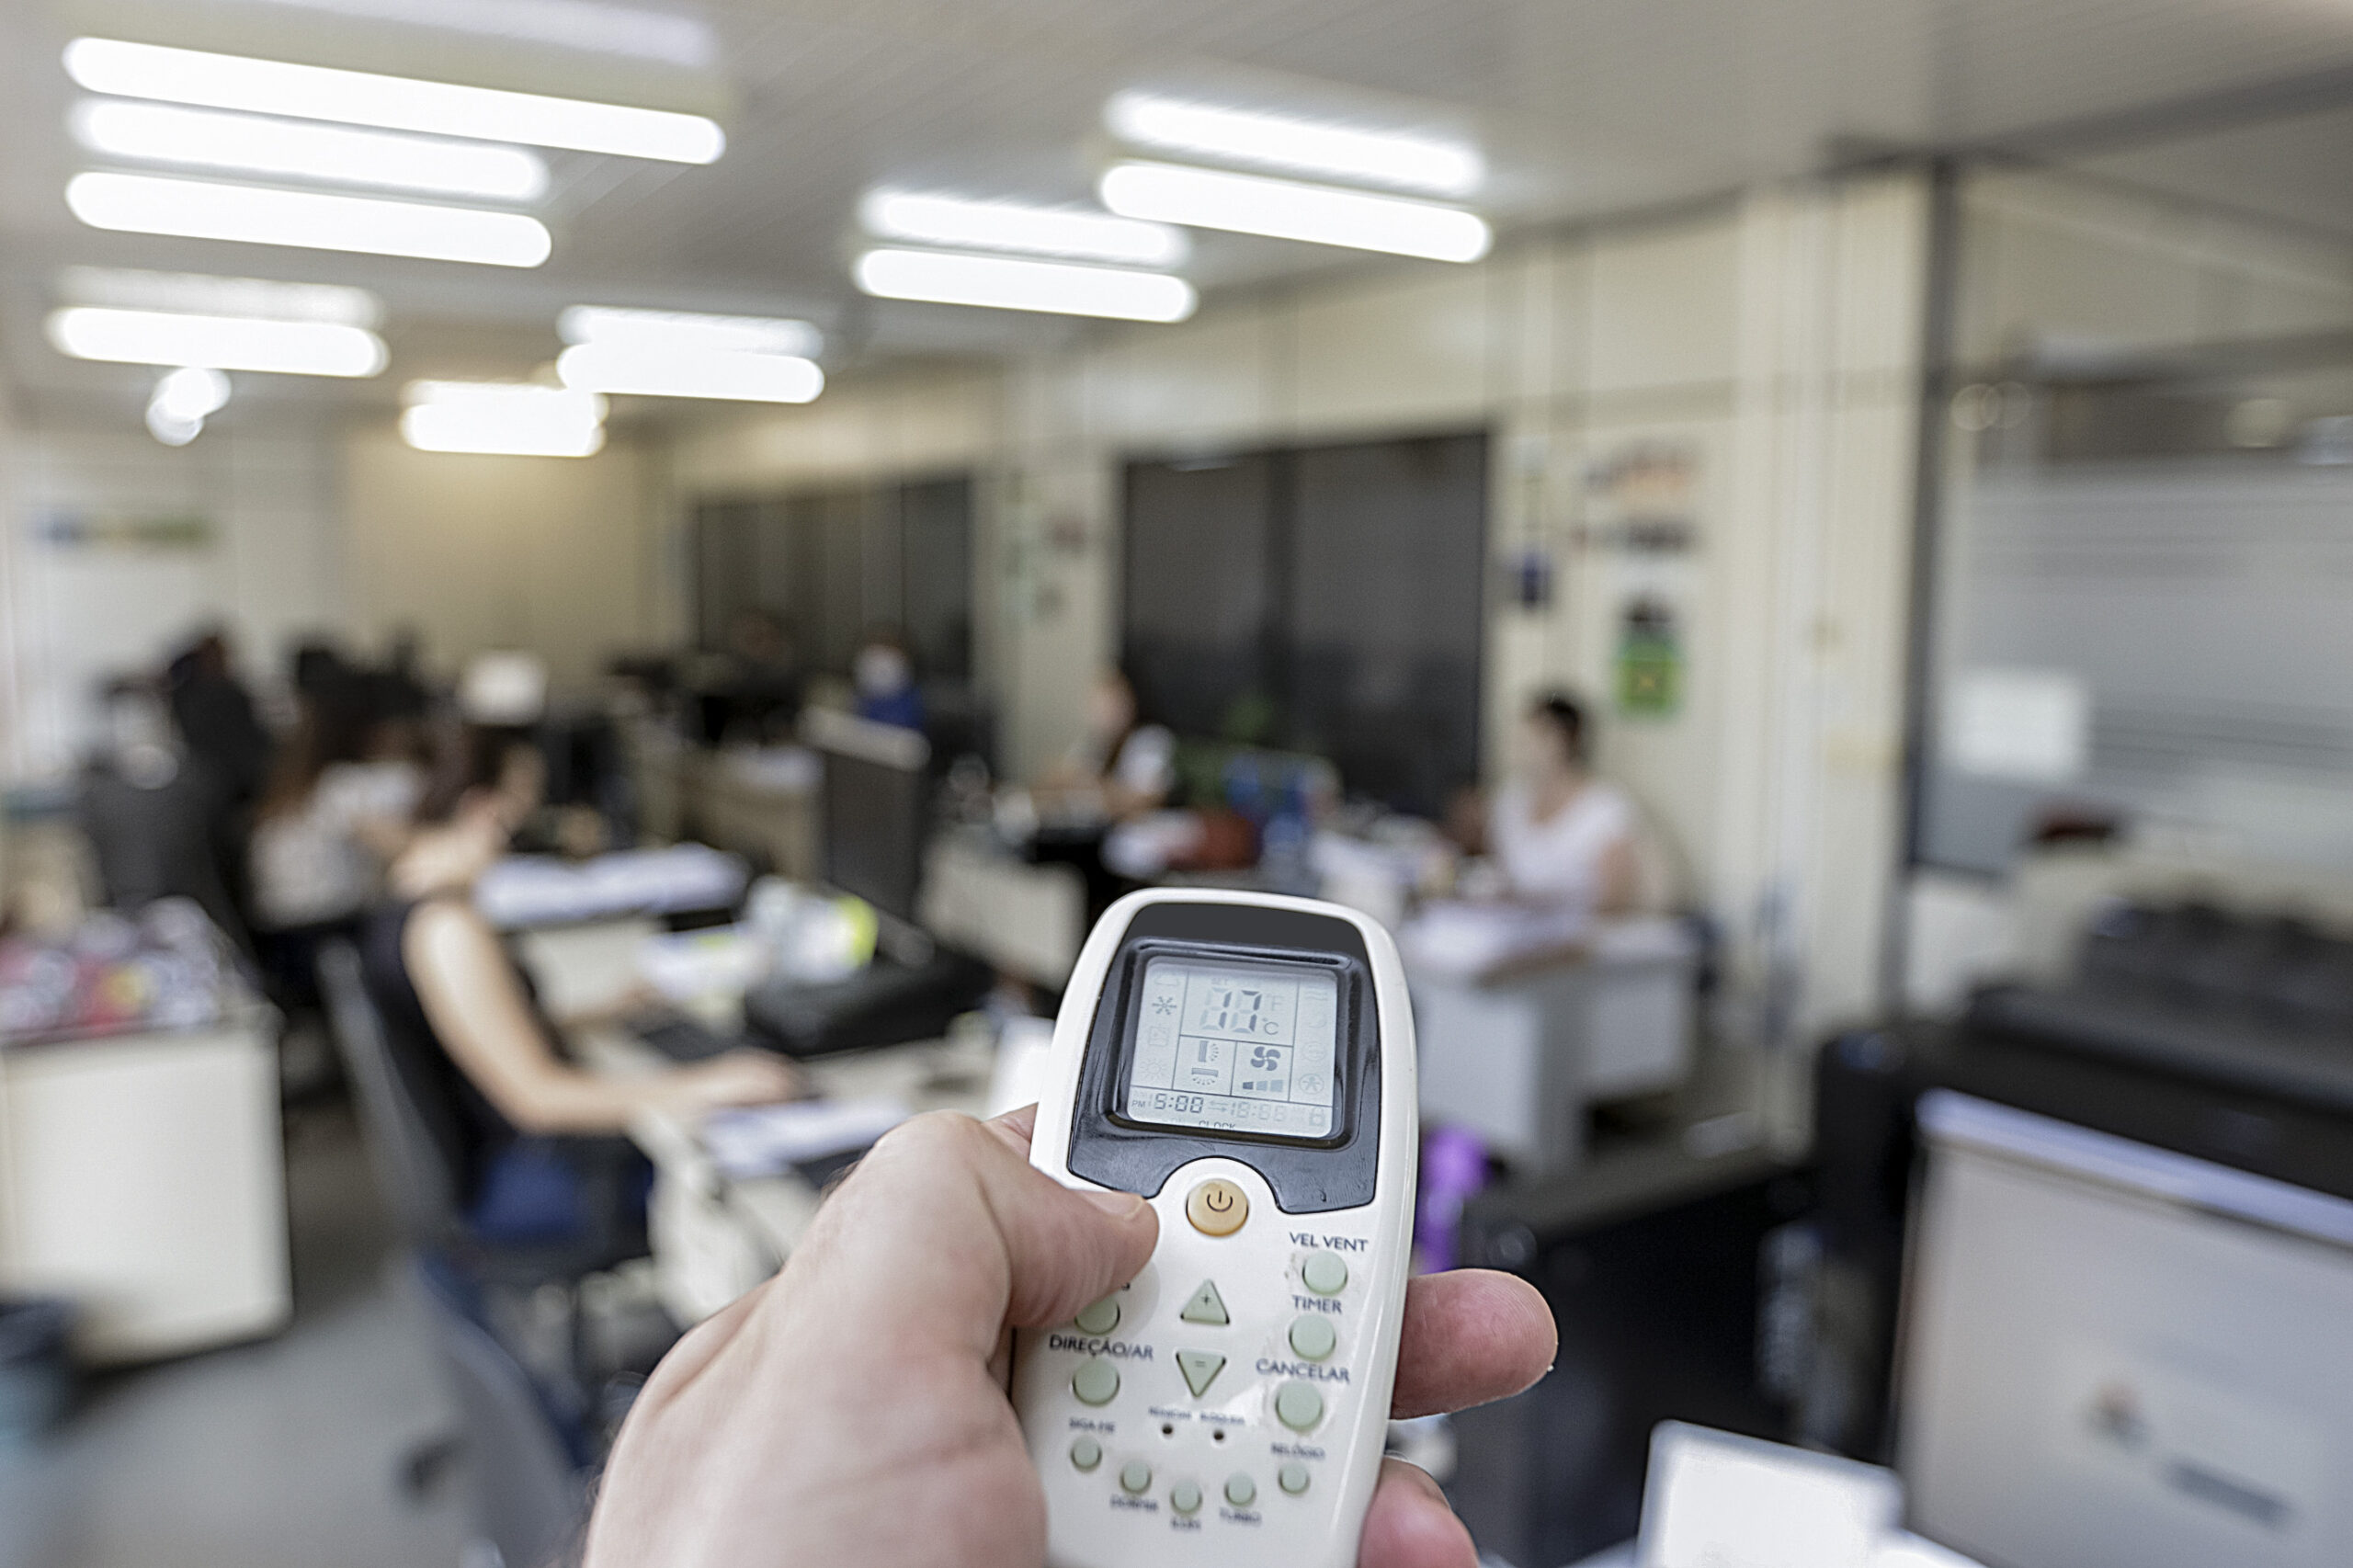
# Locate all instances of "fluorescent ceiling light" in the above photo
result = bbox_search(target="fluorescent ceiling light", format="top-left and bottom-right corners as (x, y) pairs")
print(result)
(73, 99), (549, 202)
(559, 305), (822, 358)
(403, 381), (605, 457)
(558, 343), (823, 403)
(64, 37), (724, 164)
(148, 368), (233, 447)
(153, 367), (233, 421)
(234, 0), (719, 69)
(1099, 161), (1489, 263)
(48, 306), (388, 376)
(854, 248), (1194, 323)
(55, 266), (381, 327)
(68, 172), (552, 267)
(1105, 91), (1483, 198)
(858, 189), (1186, 267)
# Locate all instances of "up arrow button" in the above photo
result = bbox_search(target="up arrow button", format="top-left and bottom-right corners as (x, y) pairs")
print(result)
(1178, 1279), (1229, 1326)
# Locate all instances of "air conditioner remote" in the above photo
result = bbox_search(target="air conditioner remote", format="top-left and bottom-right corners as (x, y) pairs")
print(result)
(1013, 889), (1418, 1568)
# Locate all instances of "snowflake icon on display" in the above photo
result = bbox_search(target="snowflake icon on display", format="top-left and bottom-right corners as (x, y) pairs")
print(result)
(1151, 996), (1176, 1016)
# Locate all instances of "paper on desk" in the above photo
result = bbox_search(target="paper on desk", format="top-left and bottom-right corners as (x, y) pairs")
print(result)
(701, 1097), (910, 1180)
(1398, 899), (1587, 978)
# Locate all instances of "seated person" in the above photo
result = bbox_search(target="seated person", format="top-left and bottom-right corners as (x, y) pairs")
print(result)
(851, 629), (924, 733)
(1484, 692), (1643, 918)
(250, 670), (420, 937)
(359, 724), (798, 1245)
(1035, 669), (1175, 824)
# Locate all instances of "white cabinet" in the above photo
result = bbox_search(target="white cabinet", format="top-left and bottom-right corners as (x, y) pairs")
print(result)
(0, 1017), (289, 1363)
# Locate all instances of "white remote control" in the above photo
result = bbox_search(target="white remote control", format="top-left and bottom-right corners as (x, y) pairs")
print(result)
(1014, 889), (1419, 1568)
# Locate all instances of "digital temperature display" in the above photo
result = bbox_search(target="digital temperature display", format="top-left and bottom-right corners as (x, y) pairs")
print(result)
(1123, 956), (1339, 1140)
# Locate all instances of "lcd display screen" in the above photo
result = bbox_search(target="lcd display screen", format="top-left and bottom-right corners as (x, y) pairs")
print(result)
(1123, 955), (1340, 1139)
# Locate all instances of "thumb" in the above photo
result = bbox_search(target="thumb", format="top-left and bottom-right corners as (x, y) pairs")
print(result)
(834, 1111), (1159, 1357)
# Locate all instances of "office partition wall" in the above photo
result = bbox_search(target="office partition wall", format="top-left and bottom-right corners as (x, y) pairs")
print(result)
(1122, 431), (1487, 815)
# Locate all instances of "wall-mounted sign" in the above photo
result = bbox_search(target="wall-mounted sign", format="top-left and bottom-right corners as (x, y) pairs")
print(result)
(35, 506), (213, 551)
(1616, 595), (1683, 718)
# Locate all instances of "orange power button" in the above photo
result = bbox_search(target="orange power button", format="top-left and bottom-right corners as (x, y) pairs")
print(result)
(1186, 1178), (1249, 1236)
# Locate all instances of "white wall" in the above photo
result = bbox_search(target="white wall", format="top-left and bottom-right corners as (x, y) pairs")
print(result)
(0, 415), (345, 778)
(343, 424), (679, 689)
(668, 171), (1934, 1068)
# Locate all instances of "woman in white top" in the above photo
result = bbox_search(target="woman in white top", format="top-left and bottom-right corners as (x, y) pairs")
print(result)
(1488, 692), (1642, 917)
(249, 676), (421, 932)
(1038, 669), (1176, 823)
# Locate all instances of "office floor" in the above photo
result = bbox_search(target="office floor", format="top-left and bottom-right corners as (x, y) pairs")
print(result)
(0, 1106), (468, 1568)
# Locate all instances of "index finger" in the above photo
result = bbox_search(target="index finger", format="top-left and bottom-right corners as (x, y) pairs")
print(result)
(1392, 1270), (1555, 1418)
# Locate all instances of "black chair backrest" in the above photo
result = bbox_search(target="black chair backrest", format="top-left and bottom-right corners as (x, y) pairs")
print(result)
(318, 939), (459, 1246)
(413, 1257), (586, 1568)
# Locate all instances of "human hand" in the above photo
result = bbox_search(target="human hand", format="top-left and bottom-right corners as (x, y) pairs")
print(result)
(664, 1048), (801, 1112)
(584, 1106), (1554, 1568)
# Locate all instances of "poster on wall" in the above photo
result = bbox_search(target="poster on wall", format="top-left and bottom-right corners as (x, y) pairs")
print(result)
(1583, 441), (1699, 721)
(35, 506), (214, 551)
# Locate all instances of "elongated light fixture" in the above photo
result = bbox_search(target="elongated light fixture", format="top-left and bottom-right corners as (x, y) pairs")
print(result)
(557, 342), (823, 403)
(559, 305), (822, 358)
(858, 189), (1185, 267)
(72, 99), (549, 202)
(403, 381), (605, 457)
(64, 37), (724, 164)
(56, 266), (381, 327)
(68, 172), (552, 267)
(49, 306), (387, 376)
(1099, 161), (1489, 263)
(854, 248), (1195, 323)
(1105, 91), (1483, 198)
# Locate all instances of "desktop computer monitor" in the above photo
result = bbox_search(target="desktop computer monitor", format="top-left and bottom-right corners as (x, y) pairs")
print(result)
(806, 709), (930, 924)
(1897, 1090), (2353, 1568)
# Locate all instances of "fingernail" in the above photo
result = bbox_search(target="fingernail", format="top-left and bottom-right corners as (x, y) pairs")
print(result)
(1085, 1190), (1148, 1221)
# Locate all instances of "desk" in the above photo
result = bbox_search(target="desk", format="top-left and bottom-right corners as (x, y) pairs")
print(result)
(0, 1010), (290, 1363)
(917, 829), (1086, 991)
(1412, 918), (1698, 1176)
(517, 920), (992, 1325)
(677, 744), (824, 881)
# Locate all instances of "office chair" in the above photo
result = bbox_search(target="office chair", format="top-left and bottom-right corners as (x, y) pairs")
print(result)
(316, 939), (647, 1282)
(318, 940), (460, 1247)
(414, 1255), (590, 1568)
(318, 937), (636, 1494)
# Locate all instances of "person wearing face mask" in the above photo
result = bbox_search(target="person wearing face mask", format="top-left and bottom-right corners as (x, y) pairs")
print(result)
(358, 723), (799, 1248)
(1038, 668), (1175, 823)
(851, 630), (925, 733)
(1487, 692), (1642, 918)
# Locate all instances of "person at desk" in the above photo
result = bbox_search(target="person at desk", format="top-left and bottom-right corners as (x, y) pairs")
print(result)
(360, 724), (797, 1236)
(1035, 668), (1175, 823)
(851, 629), (925, 733)
(1485, 692), (1642, 917)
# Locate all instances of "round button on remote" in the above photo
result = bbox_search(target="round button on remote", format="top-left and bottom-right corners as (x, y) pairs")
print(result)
(1120, 1460), (1153, 1494)
(1069, 1437), (1102, 1471)
(1073, 1295), (1120, 1335)
(1288, 1314), (1337, 1360)
(1302, 1251), (1348, 1294)
(1274, 1380), (1324, 1431)
(1186, 1178), (1249, 1236)
(1072, 1358), (1120, 1406)
(1279, 1461), (1312, 1495)
(1170, 1481), (1202, 1515)
(1224, 1472), (1256, 1507)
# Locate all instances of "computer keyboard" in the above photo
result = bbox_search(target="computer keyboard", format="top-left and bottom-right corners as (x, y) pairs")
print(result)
(623, 1009), (741, 1063)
